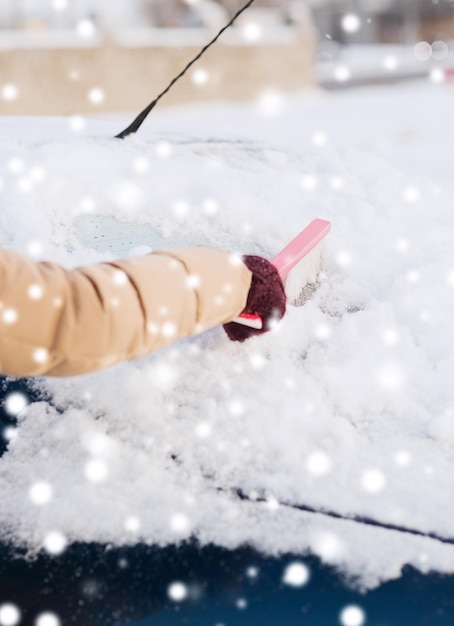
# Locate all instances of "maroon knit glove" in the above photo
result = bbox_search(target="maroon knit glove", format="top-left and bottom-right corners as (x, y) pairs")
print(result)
(223, 255), (287, 342)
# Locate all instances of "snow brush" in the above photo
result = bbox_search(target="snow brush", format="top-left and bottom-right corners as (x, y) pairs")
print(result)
(233, 219), (331, 329)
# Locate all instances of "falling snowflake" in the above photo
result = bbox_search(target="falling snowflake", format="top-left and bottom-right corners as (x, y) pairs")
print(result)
(52, 0), (67, 10)
(2, 309), (18, 325)
(173, 200), (190, 218)
(3, 427), (17, 442)
(228, 400), (244, 416)
(150, 361), (179, 390)
(314, 323), (332, 341)
(242, 22), (261, 42)
(29, 481), (53, 505)
(334, 65), (351, 82)
(113, 181), (143, 211)
(168, 582), (188, 602)
(382, 329), (399, 346)
(195, 422), (212, 438)
(77, 18), (97, 38)
(36, 613), (61, 626)
(43, 531), (67, 555)
(28, 284), (44, 300)
(161, 322), (177, 338)
(124, 516), (141, 533)
(249, 353), (266, 370)
(88, 87), (105, 105)
(312, 531), (344, 560)
(69, 116), (85, 132)
(383, 55), (398, 71)
(420, 310), (430, 323)
(418, 553), (428, 564)
(33, 348), (49, 364)
(81, 431), (115, 457)
(17, 177), (32, 193)
(113, 270), (129, 286)
(394, 450), (412, 467)
(4, 392), (28, 416)
(78, 196), (96, 214)
(403, 186), (420, 203)
(341, 13), (361, 33)
(170, 513), (191, 534)
(330, 176), (344, 190)
(361, 469), (386, 493)
(377, 363), (405, 391)
(186, 274), (202, 289)
(155, 141), (173, 158)
(282, 562), (310, 587)
(266, 496), (279, 511)
(340, 605), (365, 626)
(312, 132), (328, 147)
(2, 84), (18, 102)
(395, 237), (409, 253)
(84, 459), (109, 483)
(8, 158), (24, 174)
(336, 251), (352, 267)
(301, 175), (317, 191)
(192, 69), (209, 85)
(203, 199), (218, 215)
(29, 165), (46, 182)
(306, 451), (332, 476)
(133, 157), (149, 174)
(430, 68), (445, 84)
(0, 604), (21, 626)
(228, 254), (243, 268)
(246, 566), (259, 578)
(405, 270), (419, 284)
(257, 90), (285, 117)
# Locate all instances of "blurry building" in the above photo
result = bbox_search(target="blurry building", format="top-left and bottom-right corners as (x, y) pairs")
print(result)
(0, 0), (300, 32)
(0, 0), (316, 115)
(309, 0), (454, 45)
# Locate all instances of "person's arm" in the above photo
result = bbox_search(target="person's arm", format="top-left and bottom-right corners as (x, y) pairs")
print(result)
(0, 246), (252, 377)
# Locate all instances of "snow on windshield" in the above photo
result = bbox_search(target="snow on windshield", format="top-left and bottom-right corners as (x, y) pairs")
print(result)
(0, 82), (453, 590)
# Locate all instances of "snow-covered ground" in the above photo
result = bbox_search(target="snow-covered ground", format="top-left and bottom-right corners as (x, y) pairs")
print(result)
(0, 79), (453, 591)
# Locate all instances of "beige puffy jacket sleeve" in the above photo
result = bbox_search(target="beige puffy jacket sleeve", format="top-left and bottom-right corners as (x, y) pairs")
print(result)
(0, 246), (252, 377)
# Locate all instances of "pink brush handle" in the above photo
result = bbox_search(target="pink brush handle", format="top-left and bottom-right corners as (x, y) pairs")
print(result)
(271, 218), (331, 278)
(233, 219), (331, 329)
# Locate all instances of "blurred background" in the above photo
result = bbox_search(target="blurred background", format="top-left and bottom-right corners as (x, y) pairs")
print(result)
(0, 0), (452, 115)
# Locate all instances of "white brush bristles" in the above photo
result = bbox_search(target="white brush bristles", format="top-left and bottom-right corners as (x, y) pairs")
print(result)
(283, 240), (326, 305)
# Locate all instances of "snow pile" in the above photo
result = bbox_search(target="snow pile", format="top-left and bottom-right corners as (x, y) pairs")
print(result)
(0, 85), (453, 590)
